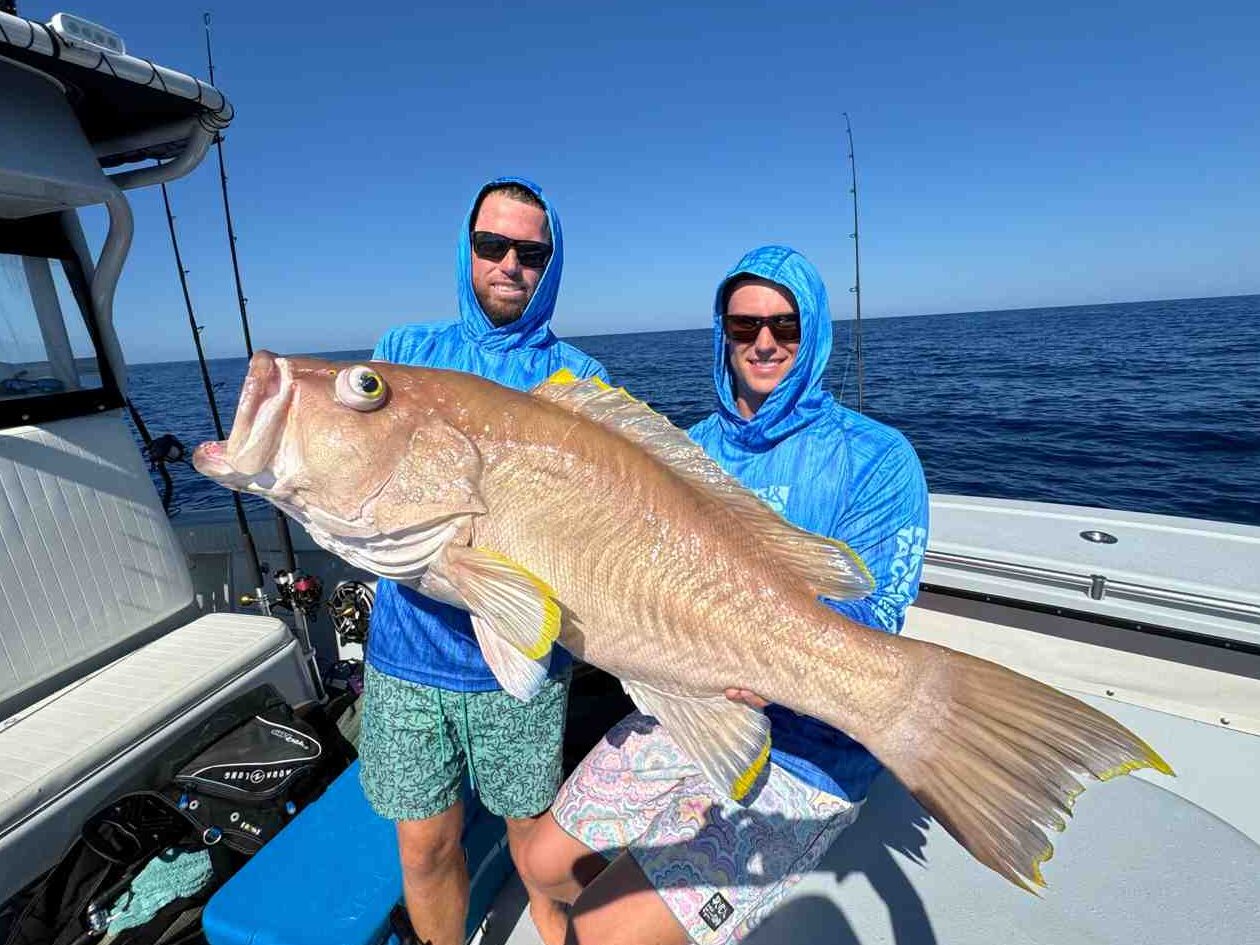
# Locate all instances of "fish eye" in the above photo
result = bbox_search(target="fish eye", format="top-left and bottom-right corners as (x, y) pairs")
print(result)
(335, 365), (389, 412)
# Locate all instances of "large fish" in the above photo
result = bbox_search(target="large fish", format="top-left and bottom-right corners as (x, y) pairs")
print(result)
(194, 351), (1172, 890)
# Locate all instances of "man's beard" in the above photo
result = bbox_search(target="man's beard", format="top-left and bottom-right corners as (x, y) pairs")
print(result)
(477, 287), (528, 327)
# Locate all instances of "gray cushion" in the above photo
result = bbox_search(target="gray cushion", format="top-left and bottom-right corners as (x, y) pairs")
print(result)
(0, 612), (293, 839)
(0, 413), (197, 719)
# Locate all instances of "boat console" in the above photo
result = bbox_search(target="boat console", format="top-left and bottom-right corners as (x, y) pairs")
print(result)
(0, 11), (317, 907)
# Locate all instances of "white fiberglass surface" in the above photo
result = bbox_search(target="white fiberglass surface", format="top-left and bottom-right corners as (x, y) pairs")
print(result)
(0, 413), (194, 711)
(929, 494), (1260, 607)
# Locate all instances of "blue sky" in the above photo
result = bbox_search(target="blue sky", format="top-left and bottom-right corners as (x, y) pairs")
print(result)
(27, 0), (1260, 361)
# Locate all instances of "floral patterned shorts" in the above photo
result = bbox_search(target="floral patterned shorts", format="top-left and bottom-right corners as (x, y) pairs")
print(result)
(358, 663), (569, 821)
(552, 713), (860, 945)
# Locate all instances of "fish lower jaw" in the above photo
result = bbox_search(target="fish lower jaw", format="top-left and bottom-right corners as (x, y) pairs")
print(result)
(191, 443), (278, 495)
(191, 441), (232, 480)
(229, 420), (287, 477)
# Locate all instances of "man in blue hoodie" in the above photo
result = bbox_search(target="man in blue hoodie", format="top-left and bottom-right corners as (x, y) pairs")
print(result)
(358, 178), (607, 945)
(520, 246), (928, 945)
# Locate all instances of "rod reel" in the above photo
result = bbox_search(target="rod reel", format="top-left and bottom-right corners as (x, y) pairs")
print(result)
(271, 569), (324, 617)
(240, 566), (329, 702)
(327, 580), (373, 647)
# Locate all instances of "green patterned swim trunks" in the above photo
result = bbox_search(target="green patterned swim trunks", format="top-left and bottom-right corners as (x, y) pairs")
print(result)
(358, 663), (569, 821)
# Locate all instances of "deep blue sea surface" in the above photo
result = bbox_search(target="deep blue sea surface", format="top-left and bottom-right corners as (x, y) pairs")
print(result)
(126, 295), (1260, 527)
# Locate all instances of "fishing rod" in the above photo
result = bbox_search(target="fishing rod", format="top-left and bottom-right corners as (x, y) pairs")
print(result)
(159, 181), (268, 612)
(203, 11), (298, 577)
(124, 396), (180, 514)
(202, 14), (325, 700)
(843, 112), (865, 412)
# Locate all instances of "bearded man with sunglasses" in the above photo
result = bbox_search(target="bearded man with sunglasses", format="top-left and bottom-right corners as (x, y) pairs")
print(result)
(358, 177), (607, 945)
(520, 245), (929, 945)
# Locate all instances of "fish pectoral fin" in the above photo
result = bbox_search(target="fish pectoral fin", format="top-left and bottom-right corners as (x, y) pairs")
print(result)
(470, 615), (550, 701)
(622, 681), (771, 803)
(443, 546), (562, 661)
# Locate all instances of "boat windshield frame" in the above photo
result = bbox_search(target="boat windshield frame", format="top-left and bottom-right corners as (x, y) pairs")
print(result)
(0, 215), (123, 429)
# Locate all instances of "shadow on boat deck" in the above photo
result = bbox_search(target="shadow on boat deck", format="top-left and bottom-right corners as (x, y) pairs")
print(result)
(471, 664), (939, 944)
(743, 781), (937, 945)
(474, 766), (936, 945)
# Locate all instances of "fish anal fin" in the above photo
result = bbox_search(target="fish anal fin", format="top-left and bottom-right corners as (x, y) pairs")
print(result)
(622, 680), (771, 803)
(442, 546), (561, 661)
(530, 376), (872, 600)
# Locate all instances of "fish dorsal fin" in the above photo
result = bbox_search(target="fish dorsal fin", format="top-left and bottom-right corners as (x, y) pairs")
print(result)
(621, 680), (771, 802)
(533, 371), (874, 601)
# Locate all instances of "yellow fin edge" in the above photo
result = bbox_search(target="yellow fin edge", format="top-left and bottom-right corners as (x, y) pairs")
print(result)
(1029, 841), (1054, 890)
(1027, 739), (1174, 893)
(824, 535), (875, 592)
(473, 547), (562, 660)
(1100, 754), (1174, 782)
(521, 597), (562, 660)
(731, 734), (772, 802)
(544, 368), (613, 391)
(1099, 734), (1175, 781)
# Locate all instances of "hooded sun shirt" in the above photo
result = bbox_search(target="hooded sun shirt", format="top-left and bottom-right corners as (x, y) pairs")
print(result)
(367, 177), (608, 692)
(688, 245), (930, 802)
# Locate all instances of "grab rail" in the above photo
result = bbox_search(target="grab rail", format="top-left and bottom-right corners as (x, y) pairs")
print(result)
(924, 549), (1260, 643)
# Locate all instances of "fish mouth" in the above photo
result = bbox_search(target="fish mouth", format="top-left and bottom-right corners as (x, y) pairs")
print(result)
(193, 351), (293, 489)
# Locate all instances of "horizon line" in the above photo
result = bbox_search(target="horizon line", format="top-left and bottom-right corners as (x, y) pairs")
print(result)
(126, 290), (1259, 365)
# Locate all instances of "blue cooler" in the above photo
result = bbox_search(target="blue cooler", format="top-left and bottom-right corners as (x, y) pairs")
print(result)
(203, 761), (512, 945)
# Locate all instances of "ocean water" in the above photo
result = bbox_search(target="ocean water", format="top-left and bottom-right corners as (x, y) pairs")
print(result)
(125, 295), (1260, 527)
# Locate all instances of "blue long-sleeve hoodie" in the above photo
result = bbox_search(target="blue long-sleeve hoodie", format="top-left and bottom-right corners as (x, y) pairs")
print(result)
(367, 177), (608, 691)
(688, 246), (929, 801)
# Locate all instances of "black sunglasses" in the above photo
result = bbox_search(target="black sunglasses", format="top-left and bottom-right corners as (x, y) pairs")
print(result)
(722, 313), (802, 344)
(471, 231), (553, 269)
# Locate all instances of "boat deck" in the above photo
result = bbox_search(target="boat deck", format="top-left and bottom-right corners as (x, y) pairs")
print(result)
(476, 711), (1260, 944)
(171, 503), (1260, 944)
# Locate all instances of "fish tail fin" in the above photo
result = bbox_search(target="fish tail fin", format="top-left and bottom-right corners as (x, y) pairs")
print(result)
(869, 645), (1173, 892)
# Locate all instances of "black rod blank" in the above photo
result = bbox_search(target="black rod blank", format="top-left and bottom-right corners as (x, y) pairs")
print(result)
(160, 181), (265, 595)
(204, 11), (297, 574)
(843, 112), (865, 412)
